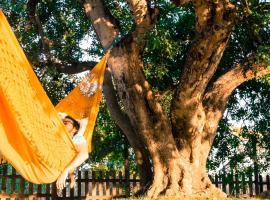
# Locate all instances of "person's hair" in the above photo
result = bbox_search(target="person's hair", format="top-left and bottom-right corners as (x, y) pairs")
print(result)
(65, 116), (80, 132)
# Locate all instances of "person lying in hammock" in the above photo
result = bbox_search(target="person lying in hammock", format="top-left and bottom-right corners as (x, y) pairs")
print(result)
(56, 114), (89, 190)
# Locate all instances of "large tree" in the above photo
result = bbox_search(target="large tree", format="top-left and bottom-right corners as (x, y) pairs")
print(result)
(1, 0), (270, 198)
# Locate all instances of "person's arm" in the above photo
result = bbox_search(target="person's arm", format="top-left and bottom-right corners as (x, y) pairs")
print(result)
(56, 142), (89, 190)
(76, 118), (88, 135)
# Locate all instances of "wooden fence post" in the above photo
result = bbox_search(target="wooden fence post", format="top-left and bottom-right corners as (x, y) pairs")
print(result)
(125, 168), (130, 197)
(254, 168), (259, 195)
(70, 182), (75, 198)
(124, 142), (130, 197)
(29, 182), (33, 197)
(52, 182), (57, 199)
(45, 182), (50, 199)
(222, 174), (226, 193)
(228, 173), (233, 195)
(112, 170), (117, 196)
(119, 171), (123, 196)
(259, 175), (263, 194)
(62, 185), (67, 198)
(3, 165), (7, 195)
(249, 173), (253, 197)
(85, 170), (89, 197)
(37, 183), (41, 198)
(92, 171), (96, 197)
(235, 173), (239, 197)
(266, 175), (270, 191)
(242, 174), (246, 196)
(98, 171), (103, 197)
(78, 170), (82, 197)
(132, 173), (137, 195)
(10, 167), (16, 195)
(105, 171), (110, 199)
(214, 174), (218, 188)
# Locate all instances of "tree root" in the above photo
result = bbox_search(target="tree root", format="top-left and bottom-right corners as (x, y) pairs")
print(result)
(192, 177), (227, 199)
(146, 172), (227, 199)
(147, 174), (168, 199)
(165, 184), (181, 197)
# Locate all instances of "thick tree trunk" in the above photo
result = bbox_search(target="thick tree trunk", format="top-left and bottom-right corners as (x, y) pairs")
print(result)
(90, 0), (234, 196)
(143, 119), (226, 198)
(108, 37), (181, 196)
(107, 36), (227, 199)
(82, 0), (270, 198)
(83, 0), (156, 189)
(103, 68), (152, 186)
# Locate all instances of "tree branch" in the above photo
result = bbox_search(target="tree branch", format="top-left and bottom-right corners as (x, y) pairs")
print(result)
(103, 67), (152, 183)
(34, 14), (51, 58)
(171, 0), (191, 6)
(127, 0), (152, 34)
(238, 0), (263, 45)
(81, 2), (153, 162)
(193, 0), (212, 33)
(241, 0), (252, 17)
(81, 0), (152, 153)
(82, 0), (154, 174)
(193, 0), (236, 35)
(26, 0), (39, 24)
(203, 54), (270, 121)
(53, 61), (97, 74)
(27, 0), (53, 59)
(103, 68), (138, 141)
(31, 60), (97, 74)
(172, 0), (236, 108)
(82, 0), (120, 49)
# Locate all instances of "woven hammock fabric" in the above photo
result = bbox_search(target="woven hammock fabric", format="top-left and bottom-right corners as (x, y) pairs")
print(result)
(56, 51), (109, 152)
(0, 10), (108, 183)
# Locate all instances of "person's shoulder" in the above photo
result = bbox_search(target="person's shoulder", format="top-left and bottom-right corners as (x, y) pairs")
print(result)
(72, 134), (86, 144)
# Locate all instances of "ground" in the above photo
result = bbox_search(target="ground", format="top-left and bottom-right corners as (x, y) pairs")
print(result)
(120, 196), (263, 200)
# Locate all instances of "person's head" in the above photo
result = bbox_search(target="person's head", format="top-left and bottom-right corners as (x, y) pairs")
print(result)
(62, 116), (80, 136)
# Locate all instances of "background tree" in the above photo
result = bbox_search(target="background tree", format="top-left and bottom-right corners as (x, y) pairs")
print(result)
(1, 0), (269, 198)
(208, 80), (270, 175)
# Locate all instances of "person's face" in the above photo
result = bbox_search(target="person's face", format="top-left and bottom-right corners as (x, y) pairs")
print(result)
(62, 118), (77, 135)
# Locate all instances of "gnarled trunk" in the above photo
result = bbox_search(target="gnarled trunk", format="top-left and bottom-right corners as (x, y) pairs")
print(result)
(106, 35), (227, 199)
(82, 0), (270, 198)
(108, 36), (175, 192)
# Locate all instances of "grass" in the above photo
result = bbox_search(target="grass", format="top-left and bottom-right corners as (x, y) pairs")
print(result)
(117, 196), (264, 200)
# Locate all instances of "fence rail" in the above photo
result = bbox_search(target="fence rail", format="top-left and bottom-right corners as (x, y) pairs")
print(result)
(0, 164), (270, 199)
(210, 173), (270, 198)
(0, 165), (140, 199)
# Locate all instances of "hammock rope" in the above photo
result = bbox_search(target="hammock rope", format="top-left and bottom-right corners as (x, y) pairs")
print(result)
(0, 10), (108, 184)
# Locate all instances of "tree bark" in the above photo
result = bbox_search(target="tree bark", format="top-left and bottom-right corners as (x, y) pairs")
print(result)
(108, 36), (183, 198)
(103, 68), (152, 186)
(82, 0), (270, 198)
(82, 0), (154, 188)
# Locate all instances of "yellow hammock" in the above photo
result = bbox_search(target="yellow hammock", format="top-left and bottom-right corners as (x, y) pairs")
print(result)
(0, 10), (109, 184)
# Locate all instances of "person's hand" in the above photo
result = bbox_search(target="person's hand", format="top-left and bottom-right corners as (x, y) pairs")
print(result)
(56, 169), (69, 190)
(58, 112), (67, 120)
